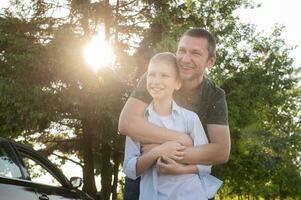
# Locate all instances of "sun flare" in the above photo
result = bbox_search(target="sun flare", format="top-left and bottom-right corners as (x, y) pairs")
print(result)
(84, 30), (114, 71)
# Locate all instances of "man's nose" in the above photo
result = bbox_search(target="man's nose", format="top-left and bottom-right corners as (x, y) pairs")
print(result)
(181, 53), (191, 63)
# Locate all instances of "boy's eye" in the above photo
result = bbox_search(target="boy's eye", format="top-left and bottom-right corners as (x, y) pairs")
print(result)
(177, 48), (185, 54)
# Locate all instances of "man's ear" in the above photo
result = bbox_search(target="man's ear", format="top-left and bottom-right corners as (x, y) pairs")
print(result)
(207, 56), (216, 70)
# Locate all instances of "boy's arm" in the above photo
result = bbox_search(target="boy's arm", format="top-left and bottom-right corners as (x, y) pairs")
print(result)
(135, 145), (160, 176)
(156, 156), (198, 174)
(142, 144), (199, 175)
(136, 141), (185, 176)
(118, 97), (193, 146)
(123, 136), (141, 180)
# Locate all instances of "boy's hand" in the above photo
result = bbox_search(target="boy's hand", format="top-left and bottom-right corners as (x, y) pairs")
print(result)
(156, 156), (186, 174)
(157, 141), (185, 161)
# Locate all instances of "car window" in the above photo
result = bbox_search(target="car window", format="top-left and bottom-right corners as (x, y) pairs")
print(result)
(21, 153), (62, 187)
(0, 145), (23, 179)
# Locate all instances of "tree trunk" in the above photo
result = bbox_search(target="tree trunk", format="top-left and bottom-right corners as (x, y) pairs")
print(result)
(111, 150), (122, 200)
(82, 120), (97, 199)
(100, 143), (113, 200)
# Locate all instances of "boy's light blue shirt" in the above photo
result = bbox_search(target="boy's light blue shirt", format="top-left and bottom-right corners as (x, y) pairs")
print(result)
(123, 101), (222, 199)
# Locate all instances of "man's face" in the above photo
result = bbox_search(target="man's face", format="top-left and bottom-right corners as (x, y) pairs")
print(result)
(176, 35), (215, 81)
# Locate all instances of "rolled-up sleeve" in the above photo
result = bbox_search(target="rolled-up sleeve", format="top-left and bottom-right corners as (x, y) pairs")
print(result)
(123, 136), (141, 180)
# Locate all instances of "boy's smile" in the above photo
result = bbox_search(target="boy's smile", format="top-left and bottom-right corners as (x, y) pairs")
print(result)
(146, 62), (181, 102)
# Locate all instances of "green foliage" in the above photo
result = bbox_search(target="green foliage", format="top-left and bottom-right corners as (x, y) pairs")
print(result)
(0, 16), (58, 137)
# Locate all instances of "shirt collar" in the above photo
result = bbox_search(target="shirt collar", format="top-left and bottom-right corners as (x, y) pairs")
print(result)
(171, 100), (181, 114)
(145, 100), (181, 117)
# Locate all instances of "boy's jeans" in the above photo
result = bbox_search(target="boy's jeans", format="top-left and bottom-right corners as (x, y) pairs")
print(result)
(123, 176), (140, 200)
(123, 176), (215, 200)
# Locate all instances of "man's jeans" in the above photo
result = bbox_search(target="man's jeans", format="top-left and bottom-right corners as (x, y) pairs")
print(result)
(123, 176), (140, 200)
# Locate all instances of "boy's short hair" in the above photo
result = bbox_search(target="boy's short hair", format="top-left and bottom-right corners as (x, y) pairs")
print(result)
(149, 52), (179, 77)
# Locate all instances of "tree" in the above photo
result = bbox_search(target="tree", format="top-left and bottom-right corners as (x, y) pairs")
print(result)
(1, 0), (300, 199)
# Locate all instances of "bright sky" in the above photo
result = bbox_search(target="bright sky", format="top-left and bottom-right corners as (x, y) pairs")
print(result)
(1, 0), (300, 67)
(234, 0), (301, 67)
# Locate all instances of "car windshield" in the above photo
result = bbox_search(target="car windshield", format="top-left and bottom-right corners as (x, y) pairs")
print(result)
(0, 144), (22, 179)
(20, 152), (62, 187)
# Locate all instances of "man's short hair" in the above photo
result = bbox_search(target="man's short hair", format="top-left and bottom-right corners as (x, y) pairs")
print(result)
(149, 52), (179, 77)
(182, 28), (216, 58)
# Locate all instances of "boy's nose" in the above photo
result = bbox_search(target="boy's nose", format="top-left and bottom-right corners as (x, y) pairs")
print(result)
(152, 75), (161, 84)
(153, 77), (160, 84)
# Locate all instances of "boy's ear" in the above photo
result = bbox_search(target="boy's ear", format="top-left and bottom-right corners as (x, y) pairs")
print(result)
(175, 79), (182, 90)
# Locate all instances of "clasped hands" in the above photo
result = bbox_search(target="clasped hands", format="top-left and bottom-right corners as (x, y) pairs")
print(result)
(141, 141), (188, 174)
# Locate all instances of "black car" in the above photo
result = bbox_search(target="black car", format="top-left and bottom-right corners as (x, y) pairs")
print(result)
(0, 137), (93, 200)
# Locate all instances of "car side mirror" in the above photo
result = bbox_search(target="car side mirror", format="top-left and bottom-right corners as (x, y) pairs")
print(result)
(70, 177), (82, 188)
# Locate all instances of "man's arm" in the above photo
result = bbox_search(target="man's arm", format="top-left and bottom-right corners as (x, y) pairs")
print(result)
(180, 87), (231, 165)
(181, 124), (231, 165)
(118, 97), (193, 146)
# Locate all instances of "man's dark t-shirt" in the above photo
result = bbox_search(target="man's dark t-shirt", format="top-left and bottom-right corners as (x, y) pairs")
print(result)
(131, 75), (228, 134)
(123, 75), (228, 200)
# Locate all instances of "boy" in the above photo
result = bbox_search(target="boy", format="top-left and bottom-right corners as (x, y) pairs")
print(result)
(123, 52), (221, 200)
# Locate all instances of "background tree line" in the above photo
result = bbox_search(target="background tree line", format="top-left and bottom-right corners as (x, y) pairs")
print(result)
(0, 0), (300, 199)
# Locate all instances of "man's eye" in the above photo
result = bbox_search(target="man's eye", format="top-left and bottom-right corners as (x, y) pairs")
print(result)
(193, 52), (202, 56)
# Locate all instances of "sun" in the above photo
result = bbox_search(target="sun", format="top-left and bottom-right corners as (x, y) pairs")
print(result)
(83, 30), (114, 71)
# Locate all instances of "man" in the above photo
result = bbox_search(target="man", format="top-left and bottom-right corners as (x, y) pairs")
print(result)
(119, 28), (231, 200)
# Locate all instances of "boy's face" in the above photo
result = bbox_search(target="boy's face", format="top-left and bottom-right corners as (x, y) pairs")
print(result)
(176, 35), (215, 81)
(146, 61), (181, 101)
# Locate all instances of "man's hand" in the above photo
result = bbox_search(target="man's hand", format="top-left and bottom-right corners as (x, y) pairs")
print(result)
(141, 143), (160, 154)
(157, 141), (185, 161)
